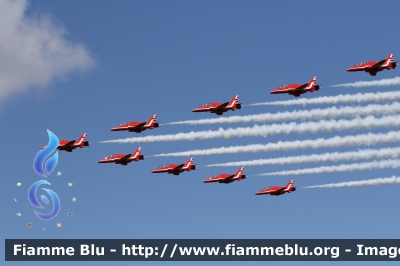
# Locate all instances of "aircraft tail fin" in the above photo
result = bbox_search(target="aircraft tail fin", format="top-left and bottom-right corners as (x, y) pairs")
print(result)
(74, 133), (87, 147)
(130, 147), (142, 159)
(305, 76), (317, 89)
(182, 158), (194, 169)
(234, 167), (244, 178)
(383, 54), (394, 67)
(144, 114), (157, 127)
(285, 180), (294, 190)
(227, 95), (239, 108)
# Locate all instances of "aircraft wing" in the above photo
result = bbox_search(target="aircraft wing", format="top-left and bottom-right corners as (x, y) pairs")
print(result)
(213, 102), (228, 110)
(272, 187), (286, 192)
(129, 122), (145, 129)
(127, 122), (146, 132)
(173, 164), (185, 170)
(367, 59), (385, 70)
(61, 140), (75, 147)
(220, 174), (235, 180)
(116, 154), (131, 162)
(292, 84), (307, 92)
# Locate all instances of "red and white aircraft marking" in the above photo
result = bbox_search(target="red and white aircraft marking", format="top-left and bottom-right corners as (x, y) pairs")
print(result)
(41, 133), (89, 152)
(192, 95), (241, 115)
(203, 167), (246, 184)
(255, 180), (296, 196)
(347, 54), (397, 76)
(151, 158), (195, 175)
(111, 114), (159, 133)
(98, 147), (144, 165)
(270, 77), (319, 97)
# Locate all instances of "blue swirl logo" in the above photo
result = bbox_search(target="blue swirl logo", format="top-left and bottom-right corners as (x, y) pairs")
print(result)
(33, 130), (59, 177)
(28, 180), (60, 221)
(30, 130), (61, 221)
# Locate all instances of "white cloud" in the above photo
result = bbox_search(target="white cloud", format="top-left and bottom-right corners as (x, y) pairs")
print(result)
(0, 0), (95, 103)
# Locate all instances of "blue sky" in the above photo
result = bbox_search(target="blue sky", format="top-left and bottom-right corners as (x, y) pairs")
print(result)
(2, 0), (400, 265)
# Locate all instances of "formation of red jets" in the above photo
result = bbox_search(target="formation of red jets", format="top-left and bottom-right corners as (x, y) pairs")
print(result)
(43, 54), (396, 197)
(270, 54), (396, 97)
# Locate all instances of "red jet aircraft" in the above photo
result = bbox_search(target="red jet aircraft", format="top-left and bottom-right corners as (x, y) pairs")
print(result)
(98, 147), (144, 165)
(151, 158), (195, 175)
(255, 180), (296, 196)
(41, 133), (89, 152)
(192, 95), (241, 115)
(111, 114), (159, 133)
(203, 167), (246, 184)
(347, 54), (397, 76)
(270, 77), (319, 97)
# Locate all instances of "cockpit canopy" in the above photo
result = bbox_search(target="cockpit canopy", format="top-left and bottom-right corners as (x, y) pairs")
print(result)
(157, 164), (169, 169)
(106, 154), (117, 159)
(278, 84), (289, 89)
(119, 122), (129, 126)
(355, 62), (366, 66)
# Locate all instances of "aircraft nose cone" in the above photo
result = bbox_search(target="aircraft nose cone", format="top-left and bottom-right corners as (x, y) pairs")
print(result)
(110, 127), (118, 131)
(255, 191), (262, 195)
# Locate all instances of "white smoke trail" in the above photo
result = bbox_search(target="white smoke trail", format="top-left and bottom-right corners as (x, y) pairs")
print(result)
(151, 131), (400, 157)
(256, 159), (400, 176)
(249, 90), (400, 106)
(166, 102), (400, 125)
(206, 147), (400, 167)
(304, 176), (400, 189)
(331, 76), (400, 88)
(101, 114), (400, 144)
